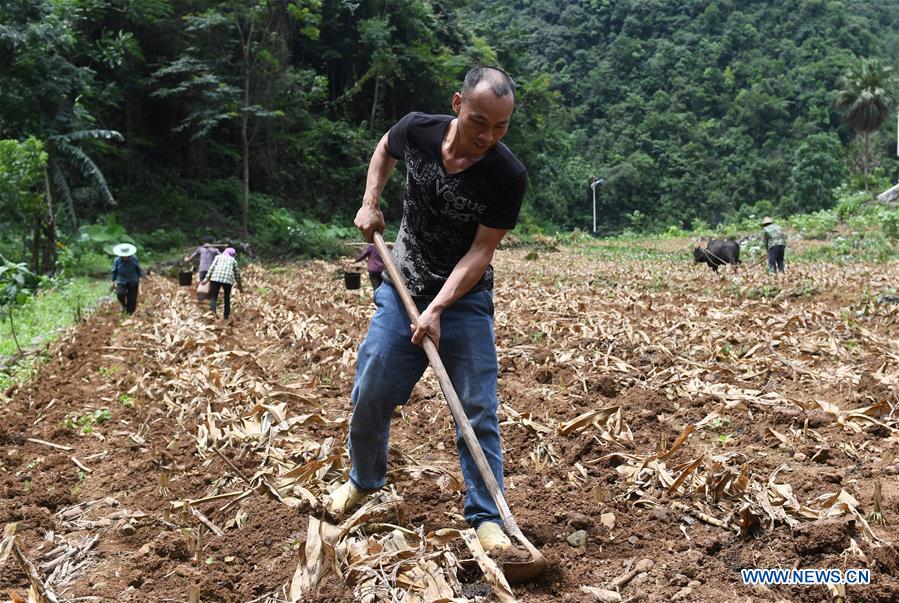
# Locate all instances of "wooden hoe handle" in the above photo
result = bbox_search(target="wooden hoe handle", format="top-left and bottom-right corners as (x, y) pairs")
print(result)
(371, 232), (519, 531)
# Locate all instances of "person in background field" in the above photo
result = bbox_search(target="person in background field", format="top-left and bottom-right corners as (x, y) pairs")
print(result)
(111, 243), (142, 315)
(184, 236), (220, 281)
(326, 66), (526, 554)
(762, 216), (786, 274)
(355, 243), (385, 291)
(201, 247), (242, 319)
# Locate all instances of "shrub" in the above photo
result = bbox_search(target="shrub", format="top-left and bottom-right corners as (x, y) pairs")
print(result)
(253, 206), (356, 258)
(63, 249), (110, 276)
(834, 192), (870, 221)
(787, 210), (839, 240)
(133, 228), (187, 252)
(878, 206), (899, 240)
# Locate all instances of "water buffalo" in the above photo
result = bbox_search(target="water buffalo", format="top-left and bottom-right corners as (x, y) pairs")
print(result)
(693, 239), (740, 273)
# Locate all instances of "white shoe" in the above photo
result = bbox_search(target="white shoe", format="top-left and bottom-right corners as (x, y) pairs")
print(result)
(326, 481), (366, 515)
(476, 521), (511, 552)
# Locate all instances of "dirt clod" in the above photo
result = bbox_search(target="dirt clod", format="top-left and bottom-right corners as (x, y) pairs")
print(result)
(568, 511), (593, 530)
(793, 517), (853, 555)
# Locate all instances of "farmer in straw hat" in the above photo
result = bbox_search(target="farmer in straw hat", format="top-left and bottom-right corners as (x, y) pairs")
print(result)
(110, 243), (142, 315)
(327, 66), (526, 553)
(761, 216), (786, 274)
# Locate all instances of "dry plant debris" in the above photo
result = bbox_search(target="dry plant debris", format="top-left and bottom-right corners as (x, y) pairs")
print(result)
(1, 241), (897, 602)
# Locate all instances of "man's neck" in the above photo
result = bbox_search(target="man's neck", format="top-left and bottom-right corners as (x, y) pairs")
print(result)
(443, 119), (487, 173)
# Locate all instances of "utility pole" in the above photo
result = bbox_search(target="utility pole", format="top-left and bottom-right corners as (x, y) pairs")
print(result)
(590, 176), (605, 234)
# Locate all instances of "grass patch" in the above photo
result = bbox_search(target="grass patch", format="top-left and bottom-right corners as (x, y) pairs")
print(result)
(580, 238), (685, 262)
(62, 408), (112, 434)
(0, 277), (109, 388)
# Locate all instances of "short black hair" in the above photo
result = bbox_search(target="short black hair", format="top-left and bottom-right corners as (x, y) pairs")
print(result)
(203, 235), (214, 244)
(462, 66), (515, 97)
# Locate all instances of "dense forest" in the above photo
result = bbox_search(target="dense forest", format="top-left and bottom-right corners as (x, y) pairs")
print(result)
(469, 0), (899, 230)
(1, 0), (898, 264)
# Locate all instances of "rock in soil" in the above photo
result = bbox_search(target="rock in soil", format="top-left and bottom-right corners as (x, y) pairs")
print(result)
(600, 512), (616, 530)
(580, 586), (621, 602)
(567, 530), (587, 547)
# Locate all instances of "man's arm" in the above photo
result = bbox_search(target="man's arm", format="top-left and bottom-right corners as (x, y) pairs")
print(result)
(411, 224), (507, 348)
(354, 133), (397, 242)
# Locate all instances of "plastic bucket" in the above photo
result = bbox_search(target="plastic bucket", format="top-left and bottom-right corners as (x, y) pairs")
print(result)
(344, 271), (361, 290)
(178, 271), (193, 286)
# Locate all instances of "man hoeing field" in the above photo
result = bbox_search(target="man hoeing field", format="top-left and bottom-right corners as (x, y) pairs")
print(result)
(327, 66), (526, 552)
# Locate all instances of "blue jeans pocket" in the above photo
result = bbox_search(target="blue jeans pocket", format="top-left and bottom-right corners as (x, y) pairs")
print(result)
(481, 290), (494, 317)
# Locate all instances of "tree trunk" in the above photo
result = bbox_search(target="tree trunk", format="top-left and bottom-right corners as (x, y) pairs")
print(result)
(369, 75), (381, 134)
(240, 20), (252, 240)
(863, 131), (870, 192)
(42, 222), (57, 275)
(43, 167), (58, 274)
(241, 90), (250, 240)
(31, 214), (41, 274)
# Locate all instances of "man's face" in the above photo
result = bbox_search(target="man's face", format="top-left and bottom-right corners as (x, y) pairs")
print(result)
(452, 82), (514, 155)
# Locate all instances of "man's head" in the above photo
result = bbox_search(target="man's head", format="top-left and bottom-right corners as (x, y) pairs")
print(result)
(761, 217), (774, 227)
(451, 66), (516, 155)
(113, 242), (137, 260)
(462, 66), (516, 98)
(203, 236), (214, 244)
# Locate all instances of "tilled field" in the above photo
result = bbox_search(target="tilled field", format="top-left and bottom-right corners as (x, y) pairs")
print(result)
(1, 241), (898, 603)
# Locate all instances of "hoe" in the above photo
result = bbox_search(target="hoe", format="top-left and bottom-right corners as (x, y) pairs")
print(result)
(373, 231), (547, 584)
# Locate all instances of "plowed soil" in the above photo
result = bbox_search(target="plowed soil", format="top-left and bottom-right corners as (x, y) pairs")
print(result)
(1, 240), (897, 602)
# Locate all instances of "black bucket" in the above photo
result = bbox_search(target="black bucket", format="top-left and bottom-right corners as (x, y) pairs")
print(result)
(178, 271), (193, 286)
(344, 271), (361, 290)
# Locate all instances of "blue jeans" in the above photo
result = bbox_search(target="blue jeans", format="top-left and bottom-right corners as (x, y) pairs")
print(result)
(348, 281), (503, 528)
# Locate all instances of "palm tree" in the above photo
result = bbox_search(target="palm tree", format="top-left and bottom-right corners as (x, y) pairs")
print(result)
(835, 58), (894, 191)
(46, 128), (123, 227)
(37, 100), (122, 273)
(44, 100), (123, 228)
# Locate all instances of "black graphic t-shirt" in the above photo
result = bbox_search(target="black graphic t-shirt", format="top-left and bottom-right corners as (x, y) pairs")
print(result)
(385, 112), (527, 296)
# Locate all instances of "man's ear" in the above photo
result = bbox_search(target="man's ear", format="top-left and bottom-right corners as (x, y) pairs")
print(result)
(451, 92), (462, 114)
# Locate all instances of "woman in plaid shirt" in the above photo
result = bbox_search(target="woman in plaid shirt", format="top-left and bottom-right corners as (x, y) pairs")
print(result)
(201, 247), (243, 319)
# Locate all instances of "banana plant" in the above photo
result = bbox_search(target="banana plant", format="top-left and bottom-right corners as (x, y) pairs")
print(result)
(44, 98), (124, 229)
